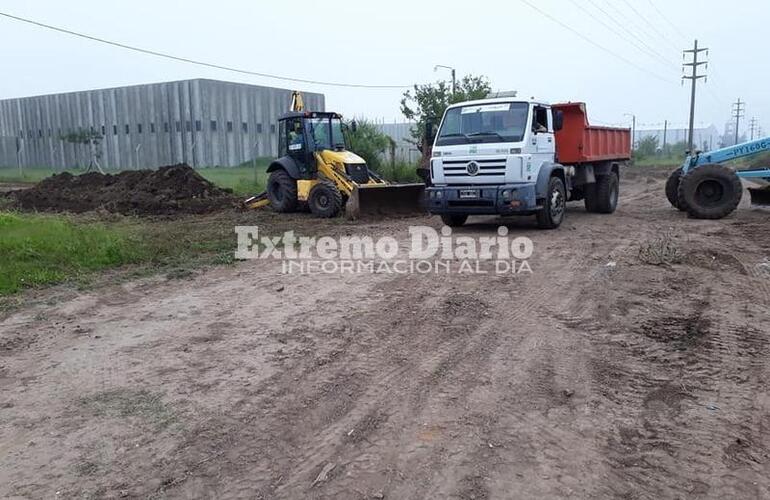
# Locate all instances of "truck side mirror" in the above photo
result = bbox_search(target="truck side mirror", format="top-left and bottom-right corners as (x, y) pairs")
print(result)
(553, 110), (564, 132)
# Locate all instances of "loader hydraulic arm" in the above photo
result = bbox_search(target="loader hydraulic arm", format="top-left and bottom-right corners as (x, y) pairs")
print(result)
(683, 136), (770, 173)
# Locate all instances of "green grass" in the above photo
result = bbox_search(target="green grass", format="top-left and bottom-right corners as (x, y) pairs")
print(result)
(0, 212), (146, 295)
(632, 155), (683, 168)
(196, 161), (269, 195)
(0, 167), (72, 184)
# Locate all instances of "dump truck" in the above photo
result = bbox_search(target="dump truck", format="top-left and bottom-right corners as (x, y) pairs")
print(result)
(424, 99), (631, 228)
(245, 92), (425, 218)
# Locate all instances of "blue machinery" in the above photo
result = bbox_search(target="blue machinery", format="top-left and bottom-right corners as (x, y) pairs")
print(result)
(666, 136), (770, 219)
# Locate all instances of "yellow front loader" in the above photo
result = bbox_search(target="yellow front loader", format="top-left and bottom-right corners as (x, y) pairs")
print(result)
(244, 92), (425, 218)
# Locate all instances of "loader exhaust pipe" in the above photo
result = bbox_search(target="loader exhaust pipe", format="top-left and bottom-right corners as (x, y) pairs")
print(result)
(345, 183), (427, 219)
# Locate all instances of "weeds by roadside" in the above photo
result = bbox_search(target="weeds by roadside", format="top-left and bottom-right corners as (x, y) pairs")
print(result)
(638, 230), (685, 266)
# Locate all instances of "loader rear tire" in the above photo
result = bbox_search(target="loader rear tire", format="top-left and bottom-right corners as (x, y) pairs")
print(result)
(665, 167), (686, 211)
(267, 169), (298, 213)
(677, 164), (742, 219)
(440, 214), (468, 227)
(308, 181), (343, 218)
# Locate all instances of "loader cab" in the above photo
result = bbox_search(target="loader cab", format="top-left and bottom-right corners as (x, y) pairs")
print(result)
(278, 112), (347, 156)
(278, 112), (349, 178)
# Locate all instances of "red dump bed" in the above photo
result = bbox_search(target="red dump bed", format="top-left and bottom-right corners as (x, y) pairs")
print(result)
(553, 102), (631, 165)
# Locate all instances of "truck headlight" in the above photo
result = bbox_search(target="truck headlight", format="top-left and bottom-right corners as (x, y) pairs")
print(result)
(502, 190), (511, 200)
(435, 190), (442, 199)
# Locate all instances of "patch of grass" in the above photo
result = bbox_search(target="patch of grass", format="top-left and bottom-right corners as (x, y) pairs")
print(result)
(638, 230), (685, 266)
(0, 212), (147, 295)
(632, 156), (682, 168)
(196, 161), (270, 195)
(79, 388), (175, 427)
(0, 167), (77, 184)
(376, 161), (421, 183)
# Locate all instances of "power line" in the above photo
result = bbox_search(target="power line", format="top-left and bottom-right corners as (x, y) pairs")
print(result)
(575, 0), (679, 71)
(618, 0), (680, 51)
(0, 11), (410, 89)
(646, 0), (687, 42)
(518, 0), (673, 84)
(600, 0), (674, 56)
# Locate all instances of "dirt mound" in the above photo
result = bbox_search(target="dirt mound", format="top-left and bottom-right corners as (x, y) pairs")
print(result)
(11, 164), (237, 215)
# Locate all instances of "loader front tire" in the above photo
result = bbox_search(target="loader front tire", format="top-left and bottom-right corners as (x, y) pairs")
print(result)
(665, 167), (686, 210)
(677, 164), (742, 219)
(308, 181), (343, 218)
(267, 169), (298, 213)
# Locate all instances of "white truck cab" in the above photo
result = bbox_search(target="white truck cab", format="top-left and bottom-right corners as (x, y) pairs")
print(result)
(425, 97), (629, 229)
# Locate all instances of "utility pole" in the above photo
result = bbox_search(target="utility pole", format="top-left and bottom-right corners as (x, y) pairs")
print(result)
(749, 117), (758, 141)
(682, 39), (708, 152)
(662, 120), (668, 153)
(732, 98), (745, 145)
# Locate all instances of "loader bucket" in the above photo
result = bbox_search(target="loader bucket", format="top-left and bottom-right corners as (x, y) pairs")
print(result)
(345, 183), (426, 219)
(749, 187), (770, 207)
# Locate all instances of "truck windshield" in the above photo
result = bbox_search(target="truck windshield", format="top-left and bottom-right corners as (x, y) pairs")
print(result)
(307, 117), (346, 151)
(436, 102), (529, 146)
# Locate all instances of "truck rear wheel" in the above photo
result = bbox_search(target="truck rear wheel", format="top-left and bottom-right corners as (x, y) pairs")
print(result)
(677, 164), (742, 219)
(594, 172), (619, 213)
(308, 181), (343, 218)
(536, 176), (566, 229)
(267, 169), (298, 213)
(665, 167), (686, 210)
(440, 214), (468, 227)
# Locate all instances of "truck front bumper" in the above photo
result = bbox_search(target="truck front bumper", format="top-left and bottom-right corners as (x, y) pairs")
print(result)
(426, 184), (539, 215)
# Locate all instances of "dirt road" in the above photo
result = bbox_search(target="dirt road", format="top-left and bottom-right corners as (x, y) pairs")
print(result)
(1, 170), (769, 499)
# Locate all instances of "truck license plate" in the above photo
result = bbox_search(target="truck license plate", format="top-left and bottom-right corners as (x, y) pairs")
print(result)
(459, 189), (479, 199)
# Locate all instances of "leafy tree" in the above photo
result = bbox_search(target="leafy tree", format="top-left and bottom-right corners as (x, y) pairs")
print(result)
(346, 119), (391, 171)
(635, 135), (659, 159)
(60, 128), (105, 172)
(400, 75), (491, 152)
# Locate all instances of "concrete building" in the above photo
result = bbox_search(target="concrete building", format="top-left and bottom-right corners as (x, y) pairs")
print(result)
(0, 79), (325, 169)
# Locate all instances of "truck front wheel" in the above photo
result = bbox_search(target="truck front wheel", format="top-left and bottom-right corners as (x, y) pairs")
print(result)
(440, 214), (468, 227)
(536, 176), (566, 229)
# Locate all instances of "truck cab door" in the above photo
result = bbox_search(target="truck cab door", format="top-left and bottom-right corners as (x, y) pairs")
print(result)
(534, 106), (555, 154)
(529, 106), (555, 180)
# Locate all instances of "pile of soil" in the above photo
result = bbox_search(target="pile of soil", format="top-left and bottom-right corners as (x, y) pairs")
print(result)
(10, 164), (237, 216)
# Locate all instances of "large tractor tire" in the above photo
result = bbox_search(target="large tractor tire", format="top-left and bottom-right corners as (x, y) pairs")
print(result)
(536, 176), (566, 229)
(665, 167), (687, 211)
(440, 214), (468, 227)
(266, 169), (298, 213)
(677, 164), (742, 219)
(308, 181), (343, 218)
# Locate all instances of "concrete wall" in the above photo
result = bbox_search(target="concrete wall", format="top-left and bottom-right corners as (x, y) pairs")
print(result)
(375, 122), (421, 163)
(0, 79), (325, 169)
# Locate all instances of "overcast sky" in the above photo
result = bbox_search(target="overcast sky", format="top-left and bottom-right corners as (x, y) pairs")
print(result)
(0, 0), (765, 136)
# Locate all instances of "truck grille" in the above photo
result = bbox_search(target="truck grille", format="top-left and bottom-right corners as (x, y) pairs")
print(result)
(442, 158), (506, 177)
